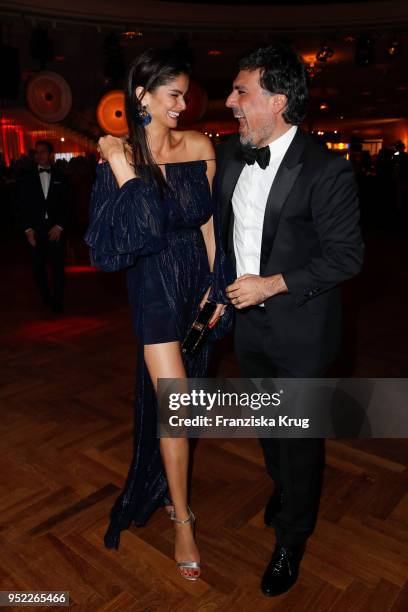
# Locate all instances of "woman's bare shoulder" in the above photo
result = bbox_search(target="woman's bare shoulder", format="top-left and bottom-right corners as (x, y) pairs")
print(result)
(177, 130), (215, 161)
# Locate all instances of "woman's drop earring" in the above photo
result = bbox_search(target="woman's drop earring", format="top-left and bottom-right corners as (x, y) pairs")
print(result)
(137, 105), (152, 126)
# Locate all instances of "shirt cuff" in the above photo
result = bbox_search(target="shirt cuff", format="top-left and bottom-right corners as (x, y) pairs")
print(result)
(24, 228), (33, 233)
(56, 225), (63, 231)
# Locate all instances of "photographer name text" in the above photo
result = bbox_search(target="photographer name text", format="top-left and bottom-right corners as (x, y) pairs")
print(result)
(168, 415), (310, 429)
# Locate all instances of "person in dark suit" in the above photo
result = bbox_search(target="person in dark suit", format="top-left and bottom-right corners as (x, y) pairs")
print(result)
(216, 44), (364, 596)
(17, 140), (70, 313)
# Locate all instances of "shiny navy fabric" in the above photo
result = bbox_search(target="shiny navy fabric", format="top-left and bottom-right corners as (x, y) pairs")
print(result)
(85, 160), (233, 549)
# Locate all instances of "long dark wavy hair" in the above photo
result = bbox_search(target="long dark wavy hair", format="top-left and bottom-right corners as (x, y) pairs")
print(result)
(238, 43), (308, 125)
(125, 48), (192, 193)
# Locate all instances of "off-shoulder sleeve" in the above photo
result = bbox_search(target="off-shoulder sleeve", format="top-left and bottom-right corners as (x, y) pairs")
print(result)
(206, 190), (235, 341)
(84, 163), (167, 272)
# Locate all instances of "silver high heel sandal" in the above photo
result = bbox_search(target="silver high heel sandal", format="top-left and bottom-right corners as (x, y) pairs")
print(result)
(170, 507), (201, 581)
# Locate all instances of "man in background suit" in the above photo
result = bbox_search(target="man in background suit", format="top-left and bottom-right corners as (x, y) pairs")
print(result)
(216, 44), (364, 596)
(17, 140), (70, 313)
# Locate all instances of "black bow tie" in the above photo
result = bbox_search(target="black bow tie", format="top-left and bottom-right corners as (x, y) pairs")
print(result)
(241, 145), (271, 170)
(39, 167), (51, 173)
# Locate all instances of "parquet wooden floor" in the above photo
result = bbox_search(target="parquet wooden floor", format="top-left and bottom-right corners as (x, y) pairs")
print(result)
(1, 227), (407, 611)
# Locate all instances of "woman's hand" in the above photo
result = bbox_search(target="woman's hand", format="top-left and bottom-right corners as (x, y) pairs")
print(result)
(199, 286), (227, 329)
(98, 135), (136, 188)
(97, 135), (126, 163)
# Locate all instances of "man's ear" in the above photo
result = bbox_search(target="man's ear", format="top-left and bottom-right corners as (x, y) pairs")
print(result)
(271, 93), (287, 115)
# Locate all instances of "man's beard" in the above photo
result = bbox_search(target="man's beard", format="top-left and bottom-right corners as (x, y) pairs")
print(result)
(238, 121), (274, 148)
(239, 133), (255, 147)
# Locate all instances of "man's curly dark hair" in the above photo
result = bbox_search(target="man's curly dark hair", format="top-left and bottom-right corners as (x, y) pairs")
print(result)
(238, 43), (309, 125)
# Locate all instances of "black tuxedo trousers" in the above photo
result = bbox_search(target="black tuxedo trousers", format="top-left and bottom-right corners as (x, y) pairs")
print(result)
(31, 223), (65, 304)
(234, 306), (325, 547)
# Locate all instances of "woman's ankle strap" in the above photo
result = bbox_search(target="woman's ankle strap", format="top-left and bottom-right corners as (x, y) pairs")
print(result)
(170, 506), (195, 524)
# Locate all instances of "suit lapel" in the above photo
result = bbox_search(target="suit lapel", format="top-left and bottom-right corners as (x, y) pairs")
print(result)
(46, 168), (56, 201)
(219, 139), (245, 260)
(35, 169), (46, 200)
(260, 129), (307, 273)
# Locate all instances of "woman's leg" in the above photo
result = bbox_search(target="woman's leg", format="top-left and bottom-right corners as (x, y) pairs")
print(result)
(144, 341), (200, 577)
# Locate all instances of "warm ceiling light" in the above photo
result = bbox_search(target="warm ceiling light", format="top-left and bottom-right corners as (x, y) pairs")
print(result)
(386, 39), (400, 59)
(208, 50), (223, 56)
(302, 54), (316, 64)
(319, 102), (329, 110)
(307, 62), (316, 79)
(122, 30), (143, 40)
(303, 55), (322, 79)
(316, 44), (334, 63)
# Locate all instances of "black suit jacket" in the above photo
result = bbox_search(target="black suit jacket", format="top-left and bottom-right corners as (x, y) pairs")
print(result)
(17, 167), (70, 233)
(215, 128), (364, 373)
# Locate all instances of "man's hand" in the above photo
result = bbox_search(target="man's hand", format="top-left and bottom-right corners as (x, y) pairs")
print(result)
(48, 226), (62, 242)
(25, 229), (36, 247)
(226, 273), (288, 309)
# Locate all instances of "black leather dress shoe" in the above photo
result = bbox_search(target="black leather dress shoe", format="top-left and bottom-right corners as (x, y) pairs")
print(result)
(261, 543), (305, 597)
(264, 490), (284, 527)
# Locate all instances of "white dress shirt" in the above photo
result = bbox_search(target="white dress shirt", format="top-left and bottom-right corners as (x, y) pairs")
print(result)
(232, 125), (298, 283)
(38, 166), (51, 217)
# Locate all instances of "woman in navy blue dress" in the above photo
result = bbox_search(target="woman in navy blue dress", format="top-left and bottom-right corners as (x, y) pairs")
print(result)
(85, 49), (233, 581)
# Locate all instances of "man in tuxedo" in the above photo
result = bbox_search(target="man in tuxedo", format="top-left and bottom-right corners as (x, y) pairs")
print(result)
(216, 45), (364, 596)
(17, 140), (70, 313)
